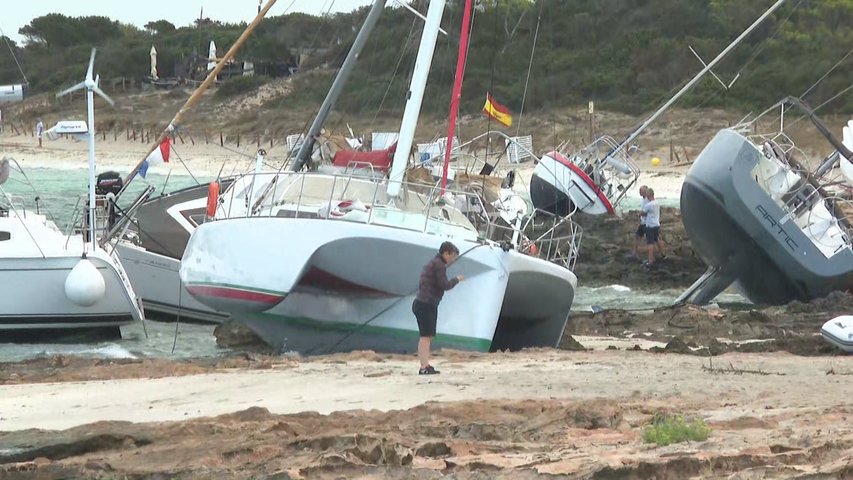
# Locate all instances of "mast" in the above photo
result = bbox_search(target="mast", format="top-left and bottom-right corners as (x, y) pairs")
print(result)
(605, 0), (787, 162)
(387, 0), (447, 199)
(118, 0), (278, 198)
(441, 0), (473, 193)
(292, 0), (387, 172)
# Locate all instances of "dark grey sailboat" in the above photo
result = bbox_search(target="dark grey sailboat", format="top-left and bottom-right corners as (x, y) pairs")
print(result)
(677, 97), (853, 305)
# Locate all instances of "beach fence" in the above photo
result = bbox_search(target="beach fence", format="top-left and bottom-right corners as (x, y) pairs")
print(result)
(3, 119), (300, 154)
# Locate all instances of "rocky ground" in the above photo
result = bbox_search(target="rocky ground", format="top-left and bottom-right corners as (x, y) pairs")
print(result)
(1, 348), (851, 480)
(572, 206), (708, 291)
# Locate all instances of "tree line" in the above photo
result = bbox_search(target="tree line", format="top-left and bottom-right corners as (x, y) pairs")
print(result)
(1, 0), (850, 116)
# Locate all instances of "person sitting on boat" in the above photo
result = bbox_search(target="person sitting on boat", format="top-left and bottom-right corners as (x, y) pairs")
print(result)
(413, 241), (464, 375)
(641, 188), (664, 268)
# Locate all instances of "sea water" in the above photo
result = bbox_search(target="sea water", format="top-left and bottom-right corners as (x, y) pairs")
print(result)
(0, 167), (729, 362)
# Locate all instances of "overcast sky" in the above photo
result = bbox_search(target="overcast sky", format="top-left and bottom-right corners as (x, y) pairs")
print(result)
(0, 0), (375, 44)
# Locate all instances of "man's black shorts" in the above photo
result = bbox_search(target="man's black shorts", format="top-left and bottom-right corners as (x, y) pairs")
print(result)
(645, 226), (660, 245)
(635, 224), (646, 238)
(412, 299), (438, 337)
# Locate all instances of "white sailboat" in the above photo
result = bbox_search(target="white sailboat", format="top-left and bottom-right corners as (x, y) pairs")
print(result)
(0, 50), (144, 334)
(179, 0), (580, 353)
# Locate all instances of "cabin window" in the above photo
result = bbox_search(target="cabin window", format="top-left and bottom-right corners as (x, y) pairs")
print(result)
(0, 231), (10, 241)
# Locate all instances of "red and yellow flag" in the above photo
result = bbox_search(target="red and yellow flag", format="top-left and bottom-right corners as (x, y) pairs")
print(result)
(482, 93), (512, 127)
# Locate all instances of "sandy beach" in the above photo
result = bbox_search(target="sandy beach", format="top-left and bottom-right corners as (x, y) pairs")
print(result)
(1, 348), (851, 479)
(0, 131), (690, 203)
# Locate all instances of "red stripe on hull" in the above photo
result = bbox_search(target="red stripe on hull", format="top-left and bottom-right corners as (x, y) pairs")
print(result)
(545, 151), (615, 215)
(185, 285), (284, 305)
(298, 266), (394, 297)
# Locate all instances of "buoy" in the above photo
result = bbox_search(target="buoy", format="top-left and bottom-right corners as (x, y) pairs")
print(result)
(65, 254), (106, 307)
(651, 157), (661, 166)
(206, 181), (220, 221)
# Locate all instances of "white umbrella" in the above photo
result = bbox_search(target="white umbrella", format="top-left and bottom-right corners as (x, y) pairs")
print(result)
(150, 45), (158, 80)
(207, 40), (217, 71)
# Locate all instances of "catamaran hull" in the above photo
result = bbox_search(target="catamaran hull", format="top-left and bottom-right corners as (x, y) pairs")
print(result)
(679, 129), (853, 305)
(180, 217), (576, 353)
(0, 256), (141, 330)
(115, 243), (229, 323)
(530, 153), (614, 216)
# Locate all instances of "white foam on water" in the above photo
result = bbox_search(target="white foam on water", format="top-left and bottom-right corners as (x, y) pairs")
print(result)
(78, 343), (138, 359)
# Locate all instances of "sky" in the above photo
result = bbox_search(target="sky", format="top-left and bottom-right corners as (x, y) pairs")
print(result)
(0, 0), (376, 44)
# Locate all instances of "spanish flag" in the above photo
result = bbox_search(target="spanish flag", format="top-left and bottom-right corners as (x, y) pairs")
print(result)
(482, 93), (512, 127)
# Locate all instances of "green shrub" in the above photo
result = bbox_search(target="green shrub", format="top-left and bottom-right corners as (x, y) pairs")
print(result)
(642, 414), (711, 447)
(214, 75), (268, 99)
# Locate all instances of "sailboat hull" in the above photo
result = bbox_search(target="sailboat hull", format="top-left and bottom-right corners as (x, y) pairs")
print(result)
(680, 129), (853, 305)
(0, 255), (140, 330)
(180, 217), (576, 353)
(530, 152), (614, 216)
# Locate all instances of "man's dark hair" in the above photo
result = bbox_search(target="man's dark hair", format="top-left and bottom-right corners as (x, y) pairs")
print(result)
(439, 241), (459, 255)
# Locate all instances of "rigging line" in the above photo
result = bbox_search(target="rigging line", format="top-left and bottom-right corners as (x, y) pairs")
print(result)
(0, 25), (27, 84)
(733, 0), (804, 77)
(279, 0), (342, 172)
(369, 14), (419, 129)
(216, 142), (257, 159)
(690, 0), (804, 112)
(515, 0), (543, 136)
(800, 47), (853, 100)
(168, 144), (201, 185)
(484, 0), (501, 137)
(812, 83), (853, 112)
(310, 241), (491, 355)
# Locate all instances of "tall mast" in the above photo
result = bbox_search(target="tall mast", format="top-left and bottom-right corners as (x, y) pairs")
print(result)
(441, 0), (473, 193)
(387, 0), (447, 199)
(606, 0), (787, 161)
(118, 0), (278, 197)
(291, 0), (387, 172)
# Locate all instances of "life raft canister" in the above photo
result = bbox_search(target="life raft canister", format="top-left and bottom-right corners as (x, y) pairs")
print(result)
(206, 181), (220, 221)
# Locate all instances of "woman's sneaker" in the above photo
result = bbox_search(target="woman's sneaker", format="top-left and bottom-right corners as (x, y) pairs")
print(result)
(418, 365), (440, 375)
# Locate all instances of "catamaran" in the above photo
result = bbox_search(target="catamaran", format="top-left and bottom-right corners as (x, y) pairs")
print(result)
(179, 0), (581, 354)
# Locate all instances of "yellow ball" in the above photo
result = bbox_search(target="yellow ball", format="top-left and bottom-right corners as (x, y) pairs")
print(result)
(651, 157), (661, 166)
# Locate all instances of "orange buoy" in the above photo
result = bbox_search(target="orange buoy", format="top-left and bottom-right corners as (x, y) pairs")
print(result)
(206, 181), (220, 220)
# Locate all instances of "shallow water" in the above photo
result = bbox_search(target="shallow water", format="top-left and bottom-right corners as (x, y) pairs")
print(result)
(0, 321), (223, 363)
(0, 167), (711, 362)
(2, 166), (211, 226)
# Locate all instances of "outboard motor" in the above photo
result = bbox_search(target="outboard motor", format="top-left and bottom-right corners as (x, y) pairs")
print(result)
(95, 171), (123, 229)
(95, 171), (123, 196)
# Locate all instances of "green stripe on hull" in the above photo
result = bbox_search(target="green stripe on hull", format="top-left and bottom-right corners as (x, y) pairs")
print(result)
(250, 312), (493, 352)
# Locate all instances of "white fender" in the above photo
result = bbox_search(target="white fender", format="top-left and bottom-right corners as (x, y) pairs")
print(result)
(65, 256), (106, 307)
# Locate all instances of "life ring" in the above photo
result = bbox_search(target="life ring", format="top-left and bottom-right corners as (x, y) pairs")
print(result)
(206, 181), (220, 220)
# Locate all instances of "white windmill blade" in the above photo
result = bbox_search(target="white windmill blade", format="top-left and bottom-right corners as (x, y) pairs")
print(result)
(56, 81), (86, 98)
(93, 85), (115, 106)
(86, 48), (96, 82)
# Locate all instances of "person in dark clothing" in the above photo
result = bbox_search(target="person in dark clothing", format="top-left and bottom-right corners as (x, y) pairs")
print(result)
(413, 241), (464, 375)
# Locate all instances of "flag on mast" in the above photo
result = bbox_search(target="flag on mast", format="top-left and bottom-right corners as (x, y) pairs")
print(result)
(139, 136), (171, 178)
(483, 93), (512, 127)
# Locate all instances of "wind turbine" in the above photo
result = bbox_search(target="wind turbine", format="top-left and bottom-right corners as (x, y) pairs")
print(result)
(56, 48), (114, 251)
